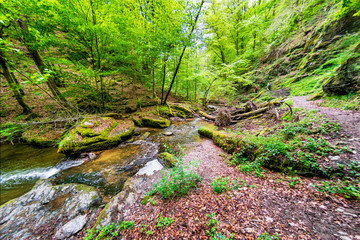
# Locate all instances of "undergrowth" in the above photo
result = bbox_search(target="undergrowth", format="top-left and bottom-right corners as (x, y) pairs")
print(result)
(84, 221), (134, 240)
(148, 145), (201, 199)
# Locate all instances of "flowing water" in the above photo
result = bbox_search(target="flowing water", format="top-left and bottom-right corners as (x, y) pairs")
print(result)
(0, 119), (213, 205)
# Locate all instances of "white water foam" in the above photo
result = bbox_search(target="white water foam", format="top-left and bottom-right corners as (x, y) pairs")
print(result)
(0, 159), (85, 184)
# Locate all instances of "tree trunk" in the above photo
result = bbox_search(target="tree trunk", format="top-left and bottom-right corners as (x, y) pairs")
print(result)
(161, 58), (167, 104)
(0, 51), (32, 114)
(152, 58), (156, 98)
(163, 0), (205, 105)
(17, 19), (70, 109)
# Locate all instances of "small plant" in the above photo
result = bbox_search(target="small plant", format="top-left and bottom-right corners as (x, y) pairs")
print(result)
(314, 180), (360, 199)
(156, 214), (174, 228)
(146, 230), (154, 236)
(84, 221), (134, 240)
(206, 213), (219, 238)
(288, 176), (301, 188)
(258, 232), (279, 240)
(148, 158), (201, 199)
(232, 178), (246, 190)
(212, 176), (231, 193)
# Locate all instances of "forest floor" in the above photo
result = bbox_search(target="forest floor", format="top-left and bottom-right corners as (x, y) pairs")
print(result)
(74, 96), (360, 240)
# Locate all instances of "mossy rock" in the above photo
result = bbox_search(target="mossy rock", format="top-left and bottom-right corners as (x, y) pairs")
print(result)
(158, 152), (177, 167)
(58, 117), (134, 155)
(198, 126), (214, 139)
(198, 127), (243, 153)
(171, 104), (194, 118)
(133, 117), (171, 128)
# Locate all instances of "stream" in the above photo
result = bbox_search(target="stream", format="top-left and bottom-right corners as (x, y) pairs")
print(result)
(0, 118), (212, 205)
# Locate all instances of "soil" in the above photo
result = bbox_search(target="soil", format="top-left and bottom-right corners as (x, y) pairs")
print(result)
(293, 96), (360, 162)
(75, 139), (360, 240)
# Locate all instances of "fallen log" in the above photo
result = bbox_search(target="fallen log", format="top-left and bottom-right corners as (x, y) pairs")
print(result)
(233, 106), (269, 120)
(251, 91), (263, 102)
(199, 111), (216, 121)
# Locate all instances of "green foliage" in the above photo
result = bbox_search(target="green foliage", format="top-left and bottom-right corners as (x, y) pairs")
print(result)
(148, 158), (201, 199)
(156, 214), (174, 228)
(0, 123), (26, 142)
(84, 221), (134, 240)
(205, 213), (219, 239)
(314, 180), (360, 199)
(258, 232), (280, 240)
(211, 176), (231, 194)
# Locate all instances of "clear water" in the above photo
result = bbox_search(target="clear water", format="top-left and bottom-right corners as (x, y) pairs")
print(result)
(0, 119), (213, 205)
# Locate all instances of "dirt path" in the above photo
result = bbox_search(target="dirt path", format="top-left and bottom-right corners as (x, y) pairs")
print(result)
(293, 96), (360, 162)
(89, 139), (360, 240)
(292, 96), (360, 137)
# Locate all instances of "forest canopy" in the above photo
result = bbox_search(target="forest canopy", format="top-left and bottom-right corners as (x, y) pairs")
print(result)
(0, 0), (359, 117)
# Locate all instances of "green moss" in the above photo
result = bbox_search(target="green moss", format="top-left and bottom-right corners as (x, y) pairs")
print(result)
(134, 117), (170, 128)
(58, 117), (134, 155)
(198, 126), (214, 139)
(74, 184), (97, 193)
(158, 152), (178, 167)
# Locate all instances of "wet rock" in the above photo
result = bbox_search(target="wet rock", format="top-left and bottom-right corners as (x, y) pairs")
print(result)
(58, 117), (134, 155)
(0, 180), (101, 239)
(54, 214), (87, 239)
(163, 131), (173, 136)
(137, 132), (150, 140)
(136, 160), (163, 176)
(92, 159), (163, 228)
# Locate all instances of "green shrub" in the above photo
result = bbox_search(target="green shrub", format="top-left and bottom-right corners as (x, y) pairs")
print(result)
(313, 180), (360, 199)
(212, 176), (231, 194)
(156, 214), (174, 228)
(148, 158), (201, 199)
(85, 221), (134, 240)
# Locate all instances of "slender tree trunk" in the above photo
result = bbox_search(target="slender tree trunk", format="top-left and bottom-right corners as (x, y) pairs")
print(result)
(163, 0), (205, 105)
(152, 58), (156, 98)
(17, 19), (70, 109)
(253, 32), (256, 51)
(0, 51), (32, 114)
(161, 58), (167, 103)
(11, 72), (25, 95)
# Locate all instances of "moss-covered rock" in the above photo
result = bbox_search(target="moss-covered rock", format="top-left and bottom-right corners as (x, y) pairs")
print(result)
(198, 126), (214, 139)
(198, 127), (243, 153)
(158, 152), (177, 167)
(58, 117), (134, 155)
(133, 117), (171, 128)
(171, 104), (194, 118)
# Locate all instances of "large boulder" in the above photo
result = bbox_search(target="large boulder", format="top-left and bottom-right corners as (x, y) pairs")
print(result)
(58, 117), (134, 155)
(90, 160), (164, 228)
(133, 116), (171, 128)
(0, 180), (101, 240)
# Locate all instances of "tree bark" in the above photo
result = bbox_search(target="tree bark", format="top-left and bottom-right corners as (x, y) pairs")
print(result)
(161, 58), (167, 103)
(17, 19), (70, 109)
(163, 0), (205, 105)
(0, 51), (32, 114)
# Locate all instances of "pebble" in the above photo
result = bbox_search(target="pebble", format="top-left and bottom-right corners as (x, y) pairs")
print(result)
(329, 156), (341, 161)
(319, 205), (327, 210)
(340, 236), (351, 240)
(163, 131), (173, 136)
